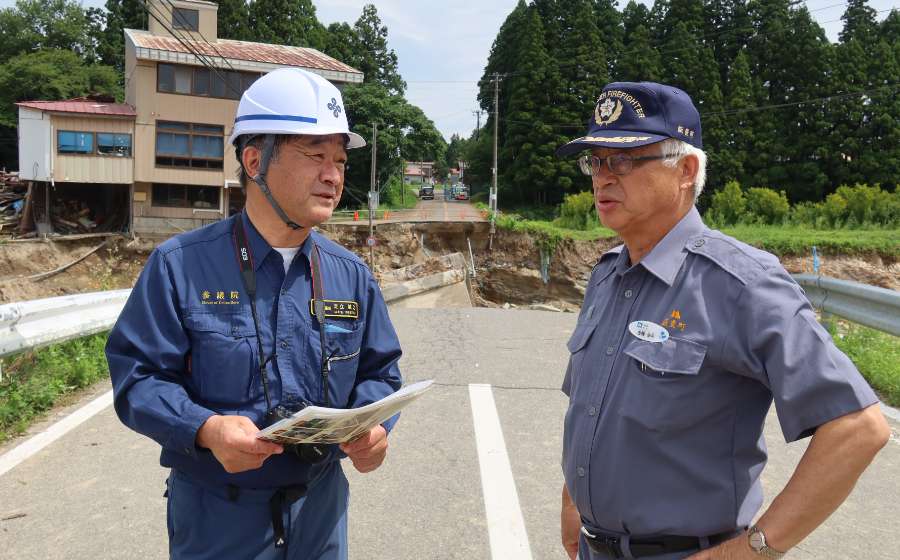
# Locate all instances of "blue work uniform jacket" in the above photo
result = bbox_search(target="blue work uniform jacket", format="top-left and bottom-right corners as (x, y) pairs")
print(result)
(106, 212), (403, 489)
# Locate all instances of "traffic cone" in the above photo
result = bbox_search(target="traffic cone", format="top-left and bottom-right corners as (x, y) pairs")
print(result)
(354, 210), (359, 221)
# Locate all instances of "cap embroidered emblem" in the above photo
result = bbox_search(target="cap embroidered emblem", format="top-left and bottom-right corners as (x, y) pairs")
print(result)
(595, 97), (623, 126)
(327, 97), (342, 118)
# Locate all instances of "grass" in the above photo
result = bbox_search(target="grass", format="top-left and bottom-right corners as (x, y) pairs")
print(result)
(720, 225), (900, 258)
(827, 321), (900, 408)
(0, 332), (110, 444)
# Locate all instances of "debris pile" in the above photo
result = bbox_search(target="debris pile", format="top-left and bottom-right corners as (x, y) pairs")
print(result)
(0, 170), (26, 234)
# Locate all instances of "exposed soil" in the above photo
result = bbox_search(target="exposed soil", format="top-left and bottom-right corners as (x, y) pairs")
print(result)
(0, 225), (896, 306)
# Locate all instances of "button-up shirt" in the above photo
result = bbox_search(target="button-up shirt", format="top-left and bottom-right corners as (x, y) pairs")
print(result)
(562, 207), (877, 537)
(107, 212), (402, 489)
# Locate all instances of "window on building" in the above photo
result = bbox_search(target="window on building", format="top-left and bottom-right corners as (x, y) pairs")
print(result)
(152, 183), (220, 209)
(155, 121), (224, 169)
(57, 131), (94, 154)
(172, 8), (199, 31)
(97, 133), (133, 157)
(157, 63), (261, 100)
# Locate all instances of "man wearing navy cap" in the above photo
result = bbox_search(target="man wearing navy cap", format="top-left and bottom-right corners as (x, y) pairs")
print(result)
(556, 82), (889, 560)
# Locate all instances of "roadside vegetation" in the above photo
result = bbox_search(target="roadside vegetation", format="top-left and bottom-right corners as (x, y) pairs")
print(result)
(0, 333), (109, 444)
(828, 322), (900, 408)
(493, 184), (900, 257)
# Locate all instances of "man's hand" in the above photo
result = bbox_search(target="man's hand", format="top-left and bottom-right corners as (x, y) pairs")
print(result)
(686, 533), (756, 559)
(561, 485), (580, 559)
(339, 425), (388, 473)
(196, 415), (284, 473)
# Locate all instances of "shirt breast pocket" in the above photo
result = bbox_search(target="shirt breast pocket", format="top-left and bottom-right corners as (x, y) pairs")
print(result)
(619, 336), (708, 432)
(312, 319), (364, 406)
(565, 319), (598, 396)
(184, 311), (259, 407)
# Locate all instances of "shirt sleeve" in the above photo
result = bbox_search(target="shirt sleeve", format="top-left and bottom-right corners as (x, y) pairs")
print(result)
(721, 266), (879, 442)
(105, 249), (216, 457)
(349, 273), (403, 433)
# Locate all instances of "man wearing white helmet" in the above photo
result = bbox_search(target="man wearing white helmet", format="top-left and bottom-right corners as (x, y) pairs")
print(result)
(107, 68), (403, 559)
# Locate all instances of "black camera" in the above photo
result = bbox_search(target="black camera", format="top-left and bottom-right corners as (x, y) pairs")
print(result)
(265, 405), (331, 464)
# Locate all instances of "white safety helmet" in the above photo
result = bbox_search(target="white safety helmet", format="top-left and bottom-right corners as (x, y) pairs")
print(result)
(227, 67), (366, 149)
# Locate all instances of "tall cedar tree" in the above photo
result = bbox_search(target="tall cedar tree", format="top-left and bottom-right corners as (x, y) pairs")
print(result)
(541, 0), (607, 196)
(593, 0), (625, 78)
(500, 5), (565, 204)
(100, 0), (145, 73)
(478, 0), (528, 150)
(352, 5), (406, 96)
(619, 2), (663, 81)
(248, 0), (326, 51)
(215, 0), (251, 41)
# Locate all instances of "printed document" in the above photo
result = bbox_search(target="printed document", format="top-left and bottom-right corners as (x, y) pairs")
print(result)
(256, 380), (433, 445)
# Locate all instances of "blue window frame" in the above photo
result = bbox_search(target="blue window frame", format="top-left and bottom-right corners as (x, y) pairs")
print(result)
(57, 131), (94, 154)
(97, 133), (132, 157)
(155, 121), (224, 169)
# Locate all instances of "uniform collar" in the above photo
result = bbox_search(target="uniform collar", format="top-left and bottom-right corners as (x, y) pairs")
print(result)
(638, 206), (706, 286)
(240, 211), (314, 271)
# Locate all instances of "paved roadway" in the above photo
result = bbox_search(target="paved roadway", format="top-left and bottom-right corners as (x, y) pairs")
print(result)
(1, 308), (899, 559)
(330, 189), (486, 224)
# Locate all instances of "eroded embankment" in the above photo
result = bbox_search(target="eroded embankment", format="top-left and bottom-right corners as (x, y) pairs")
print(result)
(1, 224), (897, 306)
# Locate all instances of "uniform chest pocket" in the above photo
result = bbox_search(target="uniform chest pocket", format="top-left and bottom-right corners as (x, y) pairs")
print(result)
(565, 319), (599, 396)
(184, 311), (259, 407)
(619, 336), (709, 432)
(308, 318), (364, 407)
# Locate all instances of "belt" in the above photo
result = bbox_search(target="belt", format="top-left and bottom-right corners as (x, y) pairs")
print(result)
(581, 526), (738, 559)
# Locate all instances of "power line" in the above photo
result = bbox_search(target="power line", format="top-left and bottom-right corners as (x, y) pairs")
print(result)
(160, 0), (241, 76)
(137, 0), (243, 98)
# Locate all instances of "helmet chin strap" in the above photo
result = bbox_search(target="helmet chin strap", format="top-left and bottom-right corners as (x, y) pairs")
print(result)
(250, 135), (304, 231)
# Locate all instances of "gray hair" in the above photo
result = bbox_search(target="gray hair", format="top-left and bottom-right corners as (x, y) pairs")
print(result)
(659, 138), (707, 201)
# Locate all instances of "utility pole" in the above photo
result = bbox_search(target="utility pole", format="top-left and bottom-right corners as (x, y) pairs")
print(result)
(490, 73), (500, 250)
(368, 123), (377, 267)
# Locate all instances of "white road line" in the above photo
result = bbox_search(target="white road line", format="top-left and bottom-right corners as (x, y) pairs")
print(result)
(0, 389), (113, 478)
(469, 383), (533, 560)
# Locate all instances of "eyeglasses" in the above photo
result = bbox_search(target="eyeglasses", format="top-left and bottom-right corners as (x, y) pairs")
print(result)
(577, 153), (667, 176)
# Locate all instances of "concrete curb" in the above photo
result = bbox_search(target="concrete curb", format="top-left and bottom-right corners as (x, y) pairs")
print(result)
(382, 269), (466, 302)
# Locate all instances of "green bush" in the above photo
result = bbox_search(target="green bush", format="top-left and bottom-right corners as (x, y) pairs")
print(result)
(708, 180), (746, 225)
(835, 184), (898, 227)
(790, 201), (821, 227)
(745, 187), (790, 225)
(555, 190), (598, 230)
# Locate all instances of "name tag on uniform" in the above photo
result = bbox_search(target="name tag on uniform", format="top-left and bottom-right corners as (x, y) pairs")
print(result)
(310, 299), (359, 319)
(629, 321), (669, 343)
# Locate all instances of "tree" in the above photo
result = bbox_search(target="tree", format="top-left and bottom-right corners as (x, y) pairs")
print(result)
(0, 49), (120, 168)
(499, 5), (568, 205)
(215, 0), (251, 41)
(248, 0), (326, 51)
(337, 82), (446, 207)
(99, 0), (145, 73)
(840, 0), (879, 44)
(593, 0), (625, 77)
(352, 4), (405, 95)
(0, 0), (99, 62)
(619, 2), (662, 82)
(321, 22), (359, 68)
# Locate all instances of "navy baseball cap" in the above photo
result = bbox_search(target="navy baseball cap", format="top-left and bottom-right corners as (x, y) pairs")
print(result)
(556, 82), (702, 157)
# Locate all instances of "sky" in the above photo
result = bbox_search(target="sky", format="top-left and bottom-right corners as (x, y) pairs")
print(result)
(2, 0), (896, 141)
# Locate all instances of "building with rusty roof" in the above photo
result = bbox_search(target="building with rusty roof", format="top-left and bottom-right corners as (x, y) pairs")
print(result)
(17, 0), (363, 237)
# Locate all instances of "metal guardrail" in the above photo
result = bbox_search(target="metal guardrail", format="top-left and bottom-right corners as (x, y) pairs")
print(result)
(794, 274), (900, 337)
(0, 274), (894, 369)
(0, 290), (131, 360)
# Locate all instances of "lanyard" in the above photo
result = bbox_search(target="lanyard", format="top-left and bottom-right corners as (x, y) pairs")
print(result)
(231, 214), (332, 413)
